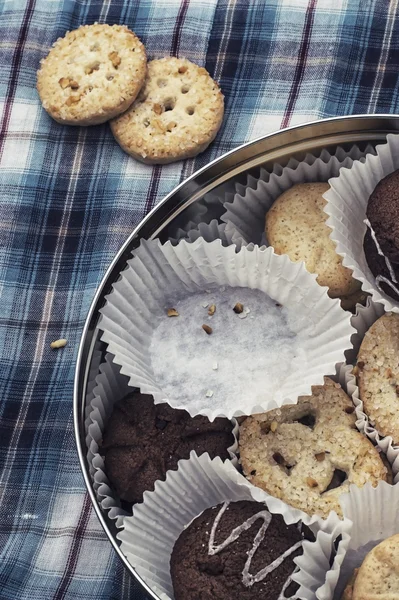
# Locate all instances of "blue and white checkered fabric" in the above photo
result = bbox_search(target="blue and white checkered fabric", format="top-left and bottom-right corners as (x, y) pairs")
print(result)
(1, 0), (399, 598)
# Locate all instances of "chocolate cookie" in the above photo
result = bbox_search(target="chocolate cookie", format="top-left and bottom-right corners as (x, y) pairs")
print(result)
(170, 500), (311, 600)
(102, 392), (234, 503)
(363, 169), (399, 301)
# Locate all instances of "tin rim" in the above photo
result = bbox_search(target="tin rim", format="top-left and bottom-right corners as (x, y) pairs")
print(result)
(73, 113), (399, 599)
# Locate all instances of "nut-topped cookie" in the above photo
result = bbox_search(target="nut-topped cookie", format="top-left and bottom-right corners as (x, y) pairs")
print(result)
(357, 312), (399, 444)
(37, 24), (147, 125)
(110, 57), (224, 164)
(239, 377), (389, 518)
(170, 500), (312, 600)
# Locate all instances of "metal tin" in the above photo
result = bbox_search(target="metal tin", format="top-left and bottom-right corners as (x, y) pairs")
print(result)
(74, 114), (399, 598)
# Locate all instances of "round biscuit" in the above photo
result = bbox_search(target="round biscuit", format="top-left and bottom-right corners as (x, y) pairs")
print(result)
(239, 377), (388, 518)
(353, 535), (399, 599)
(37, 23), (147, 126)
(110, 57), (224, 164)
(265, 182), (361, 298)
(357, 313), (399, 444)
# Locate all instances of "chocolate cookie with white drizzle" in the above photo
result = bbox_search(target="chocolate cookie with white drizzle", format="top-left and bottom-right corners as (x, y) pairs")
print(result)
(363, 169), (399, 301)
(170, 500), (313, 600)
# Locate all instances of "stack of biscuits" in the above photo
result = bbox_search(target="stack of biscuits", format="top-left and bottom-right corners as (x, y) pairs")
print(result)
(37, 23), (224, 164)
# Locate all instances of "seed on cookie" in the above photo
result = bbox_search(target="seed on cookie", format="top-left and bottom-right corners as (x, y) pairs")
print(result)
(110, 57), (224, 164)
(37, 23), (147, 126)
(167, 308), (179, 317)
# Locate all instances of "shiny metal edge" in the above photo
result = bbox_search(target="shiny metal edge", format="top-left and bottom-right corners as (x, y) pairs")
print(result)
(74, 114), (399, 598)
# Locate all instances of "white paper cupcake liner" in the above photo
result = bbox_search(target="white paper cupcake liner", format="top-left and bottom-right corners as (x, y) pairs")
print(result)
(85, 354), (239, 526)
(117, 452), (351, 600)
(167, 180), (237, 240)
(84, 341), (104, 423)
(86, 354), (132, 527)
(324, 133), (399, 313)
(334, 481), (399, 599)
(168, 219), (233, 247)
(98, 238), (354, 420)
(221, 144), (376, 248)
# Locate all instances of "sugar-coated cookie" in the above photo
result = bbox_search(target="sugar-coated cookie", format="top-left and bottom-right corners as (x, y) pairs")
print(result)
(353, 534), (399, 599)
(37, 24), (146, 126)
(265, 183), (361, 304)
(357, 312), (399, 445)
(110, 57), (224, 164)
(239, 378), (389, 518)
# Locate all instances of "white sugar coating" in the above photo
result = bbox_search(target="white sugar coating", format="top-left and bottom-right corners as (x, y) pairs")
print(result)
(149, 286), (311, 418)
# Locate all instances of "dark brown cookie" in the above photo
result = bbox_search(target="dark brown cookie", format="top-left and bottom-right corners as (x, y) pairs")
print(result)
(364, 169), (399, 301)
(170, 500), (312, 600)
(102, 392), (234, 503)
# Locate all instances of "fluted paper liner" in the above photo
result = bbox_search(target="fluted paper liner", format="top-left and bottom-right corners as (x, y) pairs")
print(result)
(85, 354), (239, 526)
(222, 145), (376, 248)
(86, 354), (132, 527)
(117, 453), (351, 600)
(167, 181), (236, 239)
(345, 298), (399, 483)
(334, 482), (399, 598)
(98, 238), (354, 420)
(324, 134), (399, 312)
(169, 219), (240, 248)
(84, 340), (103, 422)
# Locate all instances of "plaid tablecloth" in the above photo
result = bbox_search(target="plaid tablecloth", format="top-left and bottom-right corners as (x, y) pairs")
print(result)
(1, 0), (399, 598)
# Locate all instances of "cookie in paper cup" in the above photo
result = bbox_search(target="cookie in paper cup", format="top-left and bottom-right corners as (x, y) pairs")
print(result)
(348, 300), (399, 484)
(98, 238), (355, 420)
(324, 133), (399, 313)
(334, 481), (399, 599)
(239, 363), (390, 519)
(221, 145), (375, 248)
(117, 453), (351, 600)
(86, 354), (238, 523)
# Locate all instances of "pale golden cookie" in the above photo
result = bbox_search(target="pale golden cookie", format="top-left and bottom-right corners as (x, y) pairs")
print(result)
(110, 57), (224, 164)
(37, 24), (146, 126)
(353, 535), (399, 599)
(358, 313), (399, 445)
(265, 182), (361, 300)
(239, 377), (388, 518)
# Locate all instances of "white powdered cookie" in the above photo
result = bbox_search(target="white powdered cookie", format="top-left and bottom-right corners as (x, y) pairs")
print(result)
(37, 23), (147, 126)
(239, 378), (388, 518)
(110, 57), (224, 164)
(353, 535), (399, 599)
(265, 183), (361, 302)
(358, 313), (399, 445)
